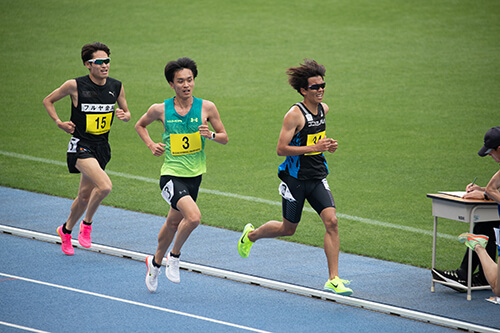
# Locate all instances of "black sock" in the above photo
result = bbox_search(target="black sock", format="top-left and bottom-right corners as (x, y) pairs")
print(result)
(82, 220), (92, 226)
(62, 223), (72, 234)
(170, 252), (180, 258)
(152, 256), (161, 268)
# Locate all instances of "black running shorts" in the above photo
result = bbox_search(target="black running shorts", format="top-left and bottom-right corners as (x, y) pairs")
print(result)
(278, 172), (335, 223)
(66, 137), (111, 174)
(159, 175), (202, 211)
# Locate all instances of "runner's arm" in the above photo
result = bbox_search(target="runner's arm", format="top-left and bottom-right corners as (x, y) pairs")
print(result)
(135, 103), (166, 156)
(42, 79), (77, 134)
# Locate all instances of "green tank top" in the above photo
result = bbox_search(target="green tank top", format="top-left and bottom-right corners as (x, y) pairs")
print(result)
(160, 97), (206, 177)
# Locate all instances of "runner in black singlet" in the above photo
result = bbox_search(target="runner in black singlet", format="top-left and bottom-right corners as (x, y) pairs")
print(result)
(43, 42), (131, 256)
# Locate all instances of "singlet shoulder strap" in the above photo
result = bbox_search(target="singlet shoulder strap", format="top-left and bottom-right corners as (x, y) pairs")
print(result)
(295, 102), (309, 115)
(295, 102), (324, 118)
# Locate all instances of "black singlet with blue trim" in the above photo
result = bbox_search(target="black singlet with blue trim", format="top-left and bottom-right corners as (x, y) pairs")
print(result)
(278, 102), (329, 180)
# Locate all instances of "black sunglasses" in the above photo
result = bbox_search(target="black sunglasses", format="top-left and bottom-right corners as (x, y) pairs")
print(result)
(88, 57), (111, 65)
(307, 82), (326, 90)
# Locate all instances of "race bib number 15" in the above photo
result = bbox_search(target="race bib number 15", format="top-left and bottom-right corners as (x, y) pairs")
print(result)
(86, 112), (112, 135)
(170, 132), (202, 156)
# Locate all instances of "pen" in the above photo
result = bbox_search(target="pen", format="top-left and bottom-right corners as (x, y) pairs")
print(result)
(471, 177), (477, 187)
(467, 177), (477, 193)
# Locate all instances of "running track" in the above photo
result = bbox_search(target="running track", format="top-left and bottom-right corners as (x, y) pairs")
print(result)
(0, 187), (499, 332)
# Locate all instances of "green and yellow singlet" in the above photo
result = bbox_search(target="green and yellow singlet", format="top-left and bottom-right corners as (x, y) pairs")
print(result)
(160, 97), (206, 177)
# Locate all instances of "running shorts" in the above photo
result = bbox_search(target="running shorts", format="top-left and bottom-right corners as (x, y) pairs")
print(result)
(160, 175), (202, 211)
(278, 172), (335, 223)
(66, 137), (111, 174)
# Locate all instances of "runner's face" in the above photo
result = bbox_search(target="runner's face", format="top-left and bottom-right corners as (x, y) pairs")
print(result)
(86, 50), (110, 80)
(170, 68), (195, 99)
(302, 76), (325, 104)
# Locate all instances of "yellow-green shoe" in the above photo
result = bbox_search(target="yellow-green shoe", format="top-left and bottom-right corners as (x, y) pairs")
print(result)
(324, 276), (353, 296)
(238, 223), (255, 258)
(458, 233), (489, 250)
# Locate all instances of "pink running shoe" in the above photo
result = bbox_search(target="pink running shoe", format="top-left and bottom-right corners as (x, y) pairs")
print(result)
(78, 221), (92, 248)
(57, 225), (74, 255)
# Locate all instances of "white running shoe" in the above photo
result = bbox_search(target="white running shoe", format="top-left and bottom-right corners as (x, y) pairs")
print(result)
(145, 255), (160, 292)
(166, 253), (180, 283)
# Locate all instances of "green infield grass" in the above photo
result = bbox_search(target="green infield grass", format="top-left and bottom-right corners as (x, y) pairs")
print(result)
(1, 0), (499, 271)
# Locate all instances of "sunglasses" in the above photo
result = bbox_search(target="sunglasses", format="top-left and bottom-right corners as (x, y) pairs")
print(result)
(308, 82), (326, 90)
(88, 57), (110, 65)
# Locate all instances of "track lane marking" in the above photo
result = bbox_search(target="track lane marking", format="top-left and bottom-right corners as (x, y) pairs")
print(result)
(0, 272), (271, 333)
(0, 321), (50, 333)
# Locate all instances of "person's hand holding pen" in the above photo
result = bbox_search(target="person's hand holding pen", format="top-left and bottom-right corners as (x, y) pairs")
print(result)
(466, 176), (481, 193)
(463, 176), (489, 200)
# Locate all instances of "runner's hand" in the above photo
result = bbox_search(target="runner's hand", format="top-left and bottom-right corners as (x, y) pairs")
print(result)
(57, 120), (75, 134)
(148, 142), (166, 156)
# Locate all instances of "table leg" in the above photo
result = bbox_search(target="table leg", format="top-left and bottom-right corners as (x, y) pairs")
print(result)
(467, 219), (474, 301)
(431, 216), (437, 292)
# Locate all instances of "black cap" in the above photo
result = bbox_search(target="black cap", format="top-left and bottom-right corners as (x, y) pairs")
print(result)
(478, 126), (500, 157)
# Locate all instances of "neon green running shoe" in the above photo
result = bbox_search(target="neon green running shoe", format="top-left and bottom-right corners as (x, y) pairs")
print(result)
(238, 223), (255, 258)
(458, 233), (489, 250)
(324, 276), (353, 296)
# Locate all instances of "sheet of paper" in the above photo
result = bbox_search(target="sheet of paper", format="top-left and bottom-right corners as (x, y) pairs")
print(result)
(438, 191), (467, 198)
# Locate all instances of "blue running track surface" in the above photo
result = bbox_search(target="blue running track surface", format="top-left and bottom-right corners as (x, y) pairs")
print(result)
(0, 186), (499, 332)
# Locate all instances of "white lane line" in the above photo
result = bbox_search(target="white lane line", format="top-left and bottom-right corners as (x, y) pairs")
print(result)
(0, 321), (50, 333)
(1, 225), (497, 333)
(0, 150), (455, 240)
(0, 272), (271, 333)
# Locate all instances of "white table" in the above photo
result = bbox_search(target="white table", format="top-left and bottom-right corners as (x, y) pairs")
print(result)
(427, 193), (499, 300)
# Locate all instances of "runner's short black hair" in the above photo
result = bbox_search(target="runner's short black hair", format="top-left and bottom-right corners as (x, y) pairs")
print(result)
(81, 42), (110, 64)
(164, 57), (198, 83)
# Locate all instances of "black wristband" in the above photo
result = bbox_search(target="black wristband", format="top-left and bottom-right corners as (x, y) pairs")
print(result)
(484, 193), (489, 200)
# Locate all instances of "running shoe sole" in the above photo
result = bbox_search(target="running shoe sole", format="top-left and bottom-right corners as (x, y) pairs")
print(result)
(323, 285), (353, 296)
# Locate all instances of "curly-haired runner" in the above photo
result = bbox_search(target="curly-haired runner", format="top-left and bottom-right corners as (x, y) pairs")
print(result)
(238, 59), (352, 296)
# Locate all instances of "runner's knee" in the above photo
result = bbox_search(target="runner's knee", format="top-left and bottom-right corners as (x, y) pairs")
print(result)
(185, 212), (201, 228)
(324, 216), (338, 232)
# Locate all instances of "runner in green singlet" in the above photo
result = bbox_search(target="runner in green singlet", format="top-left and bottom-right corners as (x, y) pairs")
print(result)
(136, 57), (228, 292)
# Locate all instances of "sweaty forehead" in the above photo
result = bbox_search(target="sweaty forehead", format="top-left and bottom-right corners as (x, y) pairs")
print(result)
(174, 68), (194, 80)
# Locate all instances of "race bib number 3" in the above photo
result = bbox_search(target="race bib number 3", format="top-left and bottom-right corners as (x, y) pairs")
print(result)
(170, 132), (202, 156)
(86, 112), (112, 135)
(305, 131), (326, 156)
